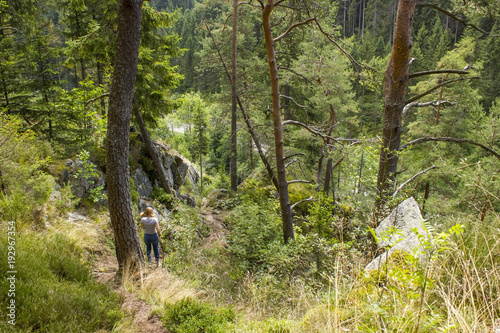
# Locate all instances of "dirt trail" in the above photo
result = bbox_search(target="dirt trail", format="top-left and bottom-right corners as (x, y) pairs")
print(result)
(90, 207), (226, 333)
(93, 254), (167, 333)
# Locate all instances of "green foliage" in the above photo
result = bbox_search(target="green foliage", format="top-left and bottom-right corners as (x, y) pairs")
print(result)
(0, 115), (54, 223)
(73, 150), (106, 203)
(163, 297), (235, 333)
(0, 230), (123, 332)
(151, 185), (178, 210)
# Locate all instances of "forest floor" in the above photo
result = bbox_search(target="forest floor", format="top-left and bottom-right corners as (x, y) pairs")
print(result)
(89, 207), (227, 333)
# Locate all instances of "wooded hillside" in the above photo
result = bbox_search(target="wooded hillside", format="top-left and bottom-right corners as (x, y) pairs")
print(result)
(0, 0), (499, 332)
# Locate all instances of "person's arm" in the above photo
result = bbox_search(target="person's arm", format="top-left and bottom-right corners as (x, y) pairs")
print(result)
(140, 218), (145, 229)
(155, 221), (161, 236)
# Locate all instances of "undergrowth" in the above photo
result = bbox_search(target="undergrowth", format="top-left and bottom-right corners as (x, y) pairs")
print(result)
(0, 229), (123, 332)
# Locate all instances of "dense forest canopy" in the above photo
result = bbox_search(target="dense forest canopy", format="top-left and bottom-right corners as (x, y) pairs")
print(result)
(1, 0), (500, 331)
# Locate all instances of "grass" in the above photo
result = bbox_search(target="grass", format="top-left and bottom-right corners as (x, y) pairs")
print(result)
(0, 228), (123, 332)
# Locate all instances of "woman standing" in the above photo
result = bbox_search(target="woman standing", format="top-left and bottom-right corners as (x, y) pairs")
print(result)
(140, 207), (161, 267)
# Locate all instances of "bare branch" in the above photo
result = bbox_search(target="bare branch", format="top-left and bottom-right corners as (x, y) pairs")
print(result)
(400, 137), (500, 159)
(274, 0), (288, 7)
(418, 3), (497, 36)
(312, 18), (369, 71)
(283, 119), (339, 145)
(406, 76), (481, 104)
(284, 152), (305, 161)
(393, 165), (438, 197)
(287, 179), (312, 184)
(285, 157), (298, 168)
(290, 196), (316, 210)
(409, 69), (470, 79)
(403, 100), (456, 118)
(280, 94), (305, 108)
(278, 66), (316, 86)
(85, 92), (110, 106)
(274, 18), (315, 42)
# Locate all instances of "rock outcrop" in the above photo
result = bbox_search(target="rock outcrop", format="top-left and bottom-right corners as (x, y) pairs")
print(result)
(50, 144), (198, 207)
(365, 197), (428, 271)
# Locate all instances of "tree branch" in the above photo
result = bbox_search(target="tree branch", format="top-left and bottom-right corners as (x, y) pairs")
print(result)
(393, 165), (438, 197)
(406, 76), (481, 104)
(409, 69), (470, 79)
(418, 3), (497, 36)
(278, 66), (316, 86)
(85, 92), (110, 106)
(287, 179), (312, 184)
(280, 94), (305, 108)
(274, 18), (315, 42)
(290, 196), (315, 210)
(312, 18), (368, 71)
(403, 100), (456, 118)
(400, 137), (500, 159)
(283, 119), (339, 145)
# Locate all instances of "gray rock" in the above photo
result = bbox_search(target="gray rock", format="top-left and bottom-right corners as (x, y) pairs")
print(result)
(365, 197), (428, 271)
(132, 168), (153, 198)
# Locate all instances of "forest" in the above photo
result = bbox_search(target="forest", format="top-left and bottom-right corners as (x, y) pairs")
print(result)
(0, 0), (499, 332)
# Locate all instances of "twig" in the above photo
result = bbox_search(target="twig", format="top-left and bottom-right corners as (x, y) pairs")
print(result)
(393, 165), (438, 197)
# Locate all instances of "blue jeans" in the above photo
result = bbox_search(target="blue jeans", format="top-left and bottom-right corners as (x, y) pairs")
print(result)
(144, 233), (160, 263)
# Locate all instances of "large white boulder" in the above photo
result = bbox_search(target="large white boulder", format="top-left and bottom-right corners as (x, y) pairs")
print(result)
(365, 197), (428, 271)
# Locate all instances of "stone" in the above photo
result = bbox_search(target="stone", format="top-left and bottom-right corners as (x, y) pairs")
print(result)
(365, 197), (428, 271)
(132, 168), (153, 198)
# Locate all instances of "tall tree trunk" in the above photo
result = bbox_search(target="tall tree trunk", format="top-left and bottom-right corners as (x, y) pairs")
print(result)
(263, 0), (294, 243)
(106, 0), (144, 274)
(133, 100), (175, 196)
(230, 0), (238, 192)
(374, 0), (417, 222)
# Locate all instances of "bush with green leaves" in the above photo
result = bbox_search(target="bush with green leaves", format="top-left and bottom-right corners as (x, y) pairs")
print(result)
(0, 115), (54, 223)
(151, 186), (177, 210)
(163, 297), (235, 333)
(0, 231), (123, 332)
(74, 150), (107, 204)
(226, 198), (349, 283)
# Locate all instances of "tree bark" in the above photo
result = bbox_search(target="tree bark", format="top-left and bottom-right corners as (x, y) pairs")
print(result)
(230, 0), (238, 192)
(132, 100), (175, 196)
(263, 0), (294, 243)
(106, 0), (144, 274)
(374, 0), (417, 221)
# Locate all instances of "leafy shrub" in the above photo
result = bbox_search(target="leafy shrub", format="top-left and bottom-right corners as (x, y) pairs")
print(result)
(163, 297), (235, 333)
(151, 186), (178, 210)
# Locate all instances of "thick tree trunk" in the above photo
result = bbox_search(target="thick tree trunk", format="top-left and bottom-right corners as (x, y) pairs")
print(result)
(132, 100), (175, 196)
(374, 0), (417, 222)
(106, 0), (144, 274)
(263, 0), (294, 243)
(230, 0), (238, 192)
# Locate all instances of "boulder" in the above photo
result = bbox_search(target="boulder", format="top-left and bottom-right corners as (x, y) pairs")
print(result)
(132, 168), (153, 198)
(365, 197), (428, 271)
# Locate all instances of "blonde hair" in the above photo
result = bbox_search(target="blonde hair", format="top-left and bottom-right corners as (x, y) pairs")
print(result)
(140, 207), (155, 218)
